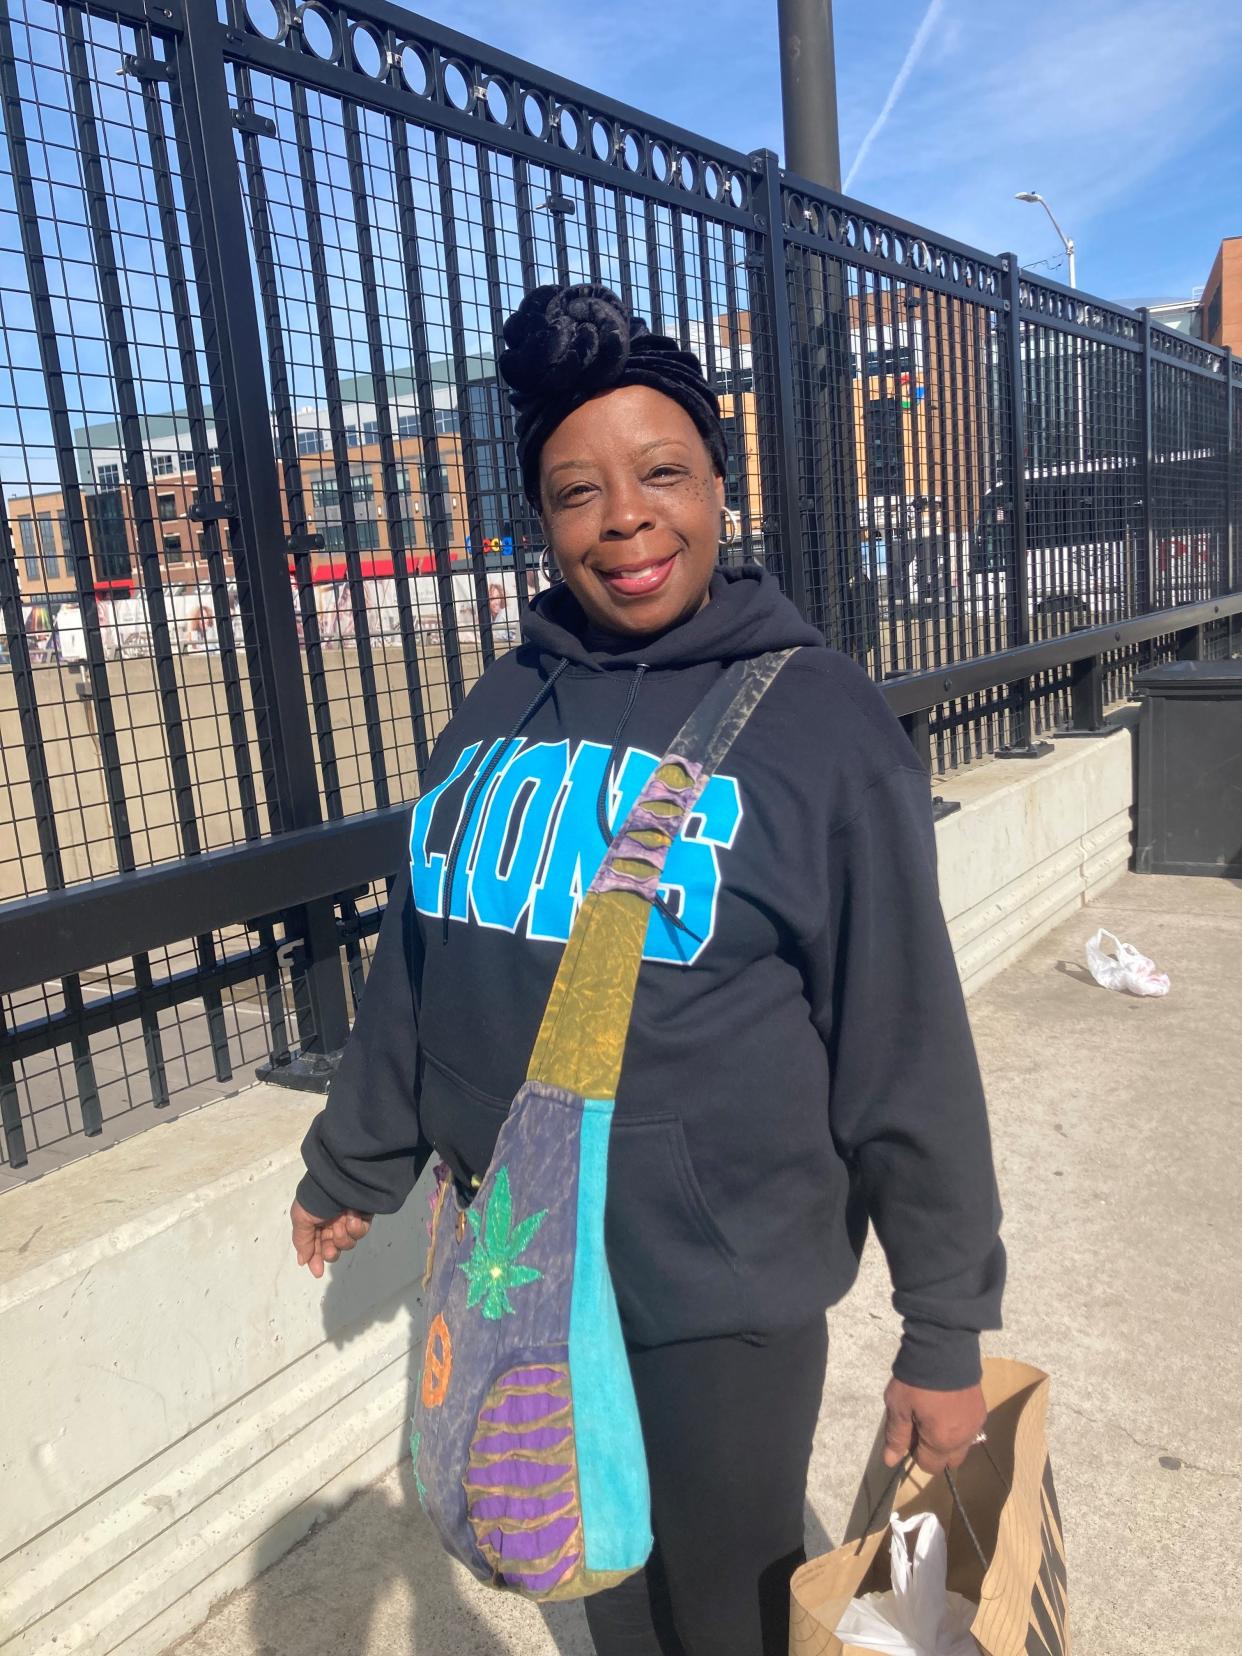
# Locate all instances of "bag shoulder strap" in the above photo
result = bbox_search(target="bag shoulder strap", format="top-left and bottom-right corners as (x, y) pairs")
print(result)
(588, 646), (798, 908)
(526, 648), (798, 1096)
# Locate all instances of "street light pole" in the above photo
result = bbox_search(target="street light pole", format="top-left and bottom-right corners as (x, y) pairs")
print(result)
(773, 1), (863, 658)
(777, 0), (841, 190)
(1016, 191), (1084, 465)
(1014, 191), (1076, 288)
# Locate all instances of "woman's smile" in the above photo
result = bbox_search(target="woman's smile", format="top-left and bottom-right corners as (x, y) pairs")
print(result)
(595, 551), (680, 598)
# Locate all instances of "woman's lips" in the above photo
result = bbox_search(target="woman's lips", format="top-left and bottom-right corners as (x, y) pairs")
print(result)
(598, 553), (677, 598)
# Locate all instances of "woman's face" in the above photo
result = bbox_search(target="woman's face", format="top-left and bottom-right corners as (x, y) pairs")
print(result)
(538, 384), (724, 636)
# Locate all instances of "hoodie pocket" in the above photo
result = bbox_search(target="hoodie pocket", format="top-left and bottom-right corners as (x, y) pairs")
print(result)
(419, 1048), (512, 1183)
(605, 1114), (743, 1346)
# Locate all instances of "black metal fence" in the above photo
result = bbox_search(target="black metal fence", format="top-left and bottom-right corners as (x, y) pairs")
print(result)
(0, 0), (1238, 1179)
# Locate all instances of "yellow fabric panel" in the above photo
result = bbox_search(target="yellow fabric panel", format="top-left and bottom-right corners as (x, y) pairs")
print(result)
(526, 891), (649, 1097)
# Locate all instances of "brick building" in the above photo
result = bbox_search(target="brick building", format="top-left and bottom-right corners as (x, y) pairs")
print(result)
(2, 339), (762, 635)
(3, 307), (956, 649)
(1198, 237), (1242, 352)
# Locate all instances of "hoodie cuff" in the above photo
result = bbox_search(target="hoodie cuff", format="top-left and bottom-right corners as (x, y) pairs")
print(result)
(295, 1171), (346, 1224)
(892, 1322), (983, 1392)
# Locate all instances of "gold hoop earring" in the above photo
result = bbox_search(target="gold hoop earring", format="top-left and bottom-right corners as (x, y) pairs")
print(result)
(719, 508), (740, 550)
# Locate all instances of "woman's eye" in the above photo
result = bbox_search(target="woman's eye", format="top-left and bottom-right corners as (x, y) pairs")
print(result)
(559, 483), (592, 503)
(648, 466), (684, 482)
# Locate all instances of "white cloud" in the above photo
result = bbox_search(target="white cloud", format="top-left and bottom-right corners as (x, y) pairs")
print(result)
(840, 0), (1242, 288)
(844, 0), (945, 193)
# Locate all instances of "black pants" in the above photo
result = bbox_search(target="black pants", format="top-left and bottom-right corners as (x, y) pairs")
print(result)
(583, 1315), (828, 1656)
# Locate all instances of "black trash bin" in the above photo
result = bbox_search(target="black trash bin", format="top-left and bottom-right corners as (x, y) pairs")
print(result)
(1135, 658), (1242, 876)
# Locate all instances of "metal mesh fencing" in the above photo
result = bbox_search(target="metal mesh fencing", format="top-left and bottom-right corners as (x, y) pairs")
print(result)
(0, 0), (1239, 1180)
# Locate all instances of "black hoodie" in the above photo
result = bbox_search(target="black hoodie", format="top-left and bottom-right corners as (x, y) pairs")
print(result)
(297, 566), (1004, 1389)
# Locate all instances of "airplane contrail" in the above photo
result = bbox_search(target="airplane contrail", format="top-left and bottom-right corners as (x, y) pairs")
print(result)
(843, 0), (946, 194)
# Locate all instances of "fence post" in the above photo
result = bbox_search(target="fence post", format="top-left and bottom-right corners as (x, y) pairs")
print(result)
(997, 255), (1051, 758)
(1137, 308), (1154, 627)
(1176, 626), (1205, 662)
(894, 692), (961, 820)
(1227, 349), (1241, 656)
(173, 2), (351, 1079)
(1057, 628), (1109, 737)
(749, 149), (807, 619)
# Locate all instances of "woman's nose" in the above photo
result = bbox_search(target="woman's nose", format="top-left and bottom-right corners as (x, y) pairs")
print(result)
(600, 480), (655, 539)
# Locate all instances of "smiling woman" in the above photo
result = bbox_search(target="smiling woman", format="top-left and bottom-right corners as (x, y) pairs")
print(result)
(539, 387), (723, 630)
(291, 282), (1004, 1656)
(499, 282), (730, 636)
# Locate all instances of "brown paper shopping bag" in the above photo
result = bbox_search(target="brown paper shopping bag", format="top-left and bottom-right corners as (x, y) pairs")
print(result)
(791, 1358), (1067, 1656)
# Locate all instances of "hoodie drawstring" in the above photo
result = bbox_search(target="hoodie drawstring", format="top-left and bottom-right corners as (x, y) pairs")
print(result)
(594, 663), (647, 844)
(441, 656), (698, 945)
(440, 658), (570, 943)
(594, 663), (698, 943)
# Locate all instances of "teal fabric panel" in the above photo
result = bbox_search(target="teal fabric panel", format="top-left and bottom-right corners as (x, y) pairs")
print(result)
(569, 1097), (652, 1573)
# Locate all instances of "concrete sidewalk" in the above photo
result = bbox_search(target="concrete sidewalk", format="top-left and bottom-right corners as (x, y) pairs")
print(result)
(169, 874), (1242, 1656)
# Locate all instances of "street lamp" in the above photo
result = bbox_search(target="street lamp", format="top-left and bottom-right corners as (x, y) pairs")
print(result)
(1017, 189), (1085, 465)
(1014, 191), (1076, 288)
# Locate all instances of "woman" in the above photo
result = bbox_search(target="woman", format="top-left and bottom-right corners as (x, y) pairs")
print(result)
(290, 284), (1003, 1656)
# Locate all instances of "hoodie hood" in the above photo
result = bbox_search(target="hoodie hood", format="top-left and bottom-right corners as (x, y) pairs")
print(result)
(519, 563), (824, 673)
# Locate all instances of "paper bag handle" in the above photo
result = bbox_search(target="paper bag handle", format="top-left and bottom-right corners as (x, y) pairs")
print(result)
(943, 1464), (992, 1575)
(856, 1438), (1010, 1576)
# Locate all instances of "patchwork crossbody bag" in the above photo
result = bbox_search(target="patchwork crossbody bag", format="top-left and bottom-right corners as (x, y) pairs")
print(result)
(407, 646), (797, 1601)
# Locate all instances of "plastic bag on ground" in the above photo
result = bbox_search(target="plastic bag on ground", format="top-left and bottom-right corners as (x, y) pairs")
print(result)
(1085, 928), (1171, 997)
(834, 1510), (981, 1656)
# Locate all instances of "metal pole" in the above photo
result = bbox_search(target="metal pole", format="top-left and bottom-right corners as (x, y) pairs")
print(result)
(777, 0), (841, 190)
(1138, 308), (1155, 622)
(751, 149), (808, 616)
(175, 2), (352, 1072)
(997, 254), (1051, 759)
(1015, 192), (1075, 288)
(775, 4), (859, 657)
(1227, 350), (1241, 655)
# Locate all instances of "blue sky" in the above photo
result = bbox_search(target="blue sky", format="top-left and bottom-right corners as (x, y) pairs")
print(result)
(425, 0), (1242, 306)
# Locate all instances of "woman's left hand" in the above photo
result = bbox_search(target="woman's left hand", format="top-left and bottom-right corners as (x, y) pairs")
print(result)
(290, 1198), (373, 1278)
(881, 1377), (987, 1476)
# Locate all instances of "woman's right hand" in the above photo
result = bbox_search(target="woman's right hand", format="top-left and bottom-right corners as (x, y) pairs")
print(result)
(290, 1198), (373, 1278)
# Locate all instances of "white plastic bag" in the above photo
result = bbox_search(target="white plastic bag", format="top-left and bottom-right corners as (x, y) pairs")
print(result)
(834, 1511), (981, 1656)
(1085, 928), (1170, 997)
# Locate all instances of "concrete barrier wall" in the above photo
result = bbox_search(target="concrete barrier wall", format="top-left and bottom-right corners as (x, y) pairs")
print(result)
(0, 724), (1136, 1656)
(936, 718), (1135, 994)
(0, 1089), (428, 1656)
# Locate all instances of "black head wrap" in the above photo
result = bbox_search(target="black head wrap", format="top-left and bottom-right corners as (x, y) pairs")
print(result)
(497, 282), (727, 507)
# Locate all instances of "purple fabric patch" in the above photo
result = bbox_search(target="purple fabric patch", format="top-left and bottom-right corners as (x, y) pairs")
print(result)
(467, 1457), (573, 1489)
(470, 1425), (572, 1455)
(504, 1366), (565, 1387)
(481, 1390), (566, 1426)
(481, 1514), (580, 1563)
(470, 1490), (576, 1523)
(503, 1552), (581, 1594)
(590, 753), (707, 901)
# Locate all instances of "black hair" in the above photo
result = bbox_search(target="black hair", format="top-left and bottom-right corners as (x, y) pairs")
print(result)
(497, 282), (728, 507)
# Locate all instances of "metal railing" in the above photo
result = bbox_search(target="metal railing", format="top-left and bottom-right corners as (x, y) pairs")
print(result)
(0, 0), (1238, 1177)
